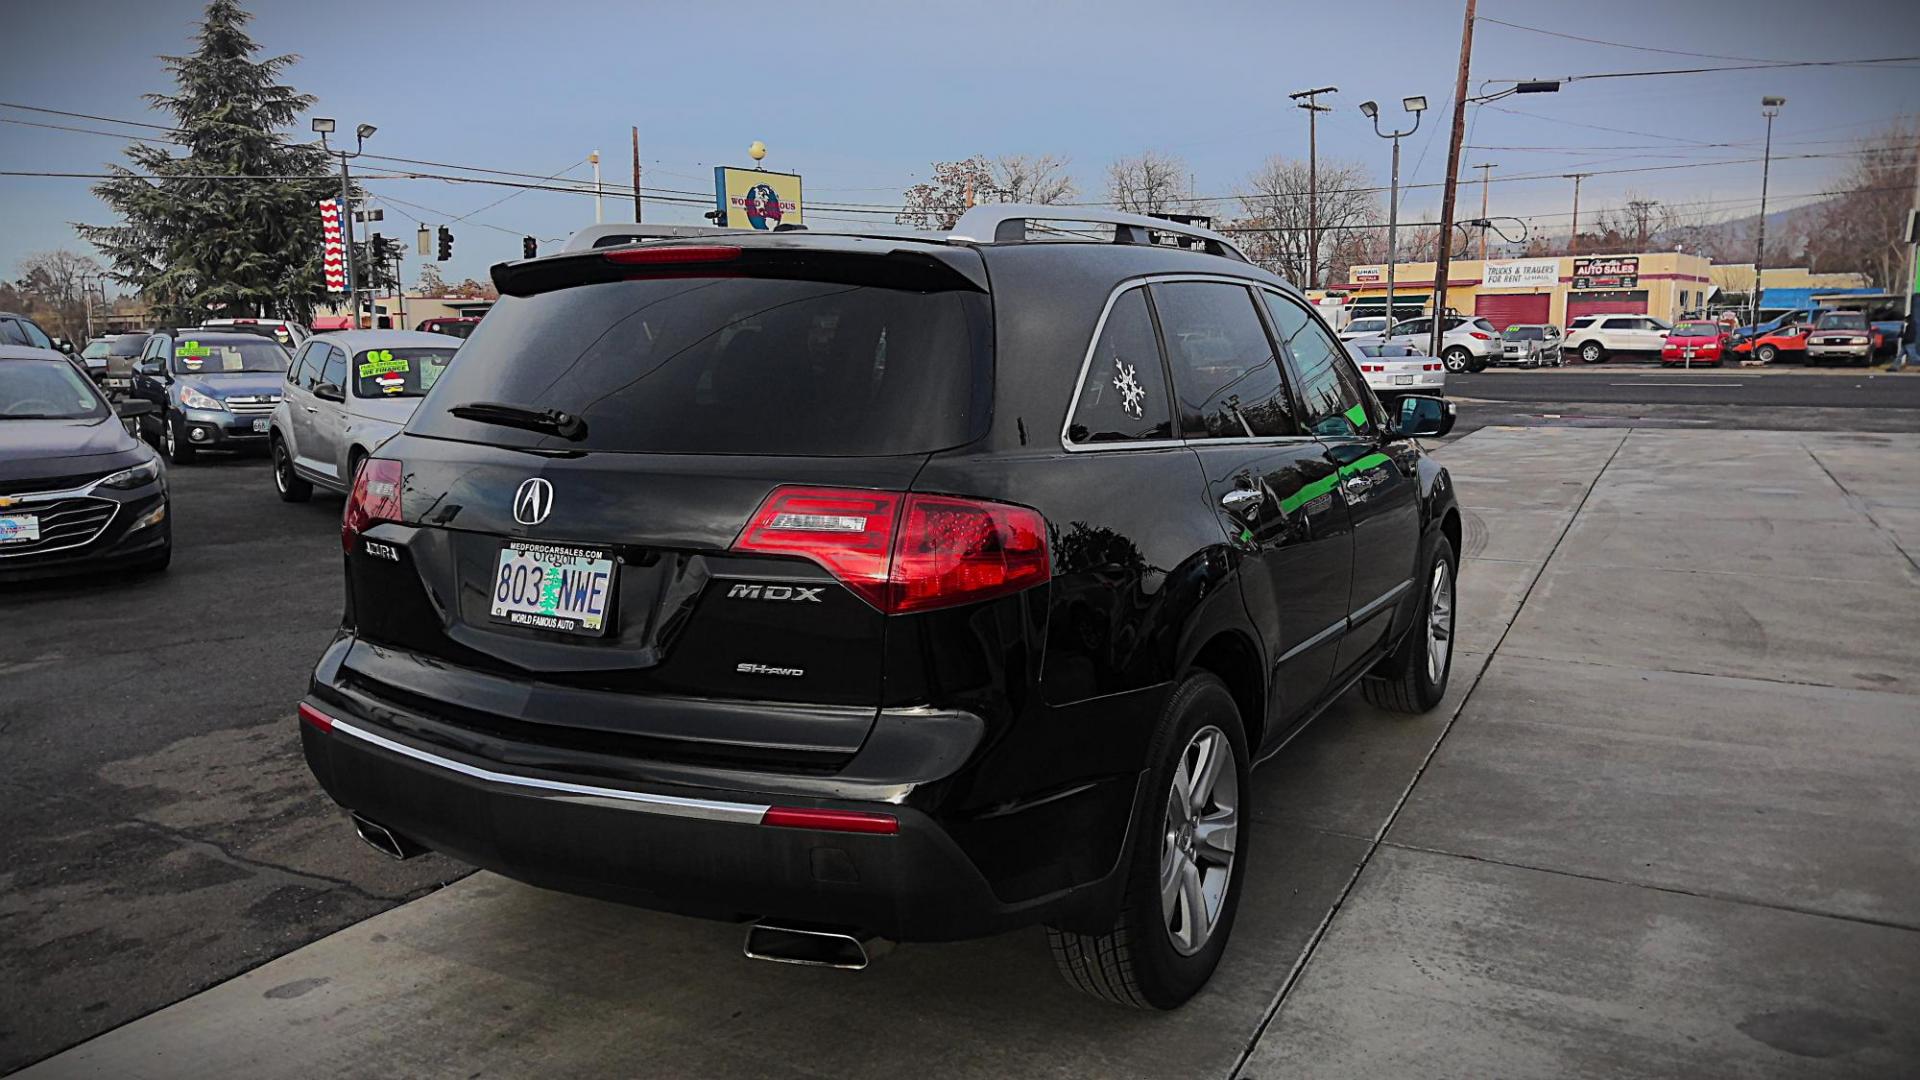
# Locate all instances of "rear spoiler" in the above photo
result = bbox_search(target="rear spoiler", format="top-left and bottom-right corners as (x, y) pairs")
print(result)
(493, 238), (990, 298)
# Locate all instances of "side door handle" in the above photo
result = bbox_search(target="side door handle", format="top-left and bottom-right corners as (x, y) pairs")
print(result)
(1221, 487), (1264, 519)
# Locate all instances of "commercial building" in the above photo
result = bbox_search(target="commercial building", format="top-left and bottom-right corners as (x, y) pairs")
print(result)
(1317, 251), (1715, 329)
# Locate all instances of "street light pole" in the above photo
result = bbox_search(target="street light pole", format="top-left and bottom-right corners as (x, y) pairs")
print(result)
(315, 119), (375, 327)
(1289, 85), (1337, 289)
(1752, 97), (1785, 329)
(1362, 98), (1425, 338)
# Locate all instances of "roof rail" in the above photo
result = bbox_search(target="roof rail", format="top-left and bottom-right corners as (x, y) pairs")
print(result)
(947, 204), (1250, 263)
(562, 223), (749, 253)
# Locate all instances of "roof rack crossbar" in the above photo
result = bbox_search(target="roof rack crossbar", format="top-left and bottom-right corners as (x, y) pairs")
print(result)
(947, 204), (1250, 263)
(562, 223), (752, 253)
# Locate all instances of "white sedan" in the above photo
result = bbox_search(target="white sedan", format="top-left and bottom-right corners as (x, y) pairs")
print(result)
(1346, 336), (1445, 397)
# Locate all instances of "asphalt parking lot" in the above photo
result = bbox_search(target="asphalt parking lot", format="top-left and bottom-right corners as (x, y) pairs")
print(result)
(7, 424), (1920, 1078)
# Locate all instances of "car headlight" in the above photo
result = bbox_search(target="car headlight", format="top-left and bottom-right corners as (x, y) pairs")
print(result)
(98, 457), (162, 490)
(178, 386), (223, 411)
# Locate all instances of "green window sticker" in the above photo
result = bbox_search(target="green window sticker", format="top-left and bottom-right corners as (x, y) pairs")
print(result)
(356, 349), (410, 378)
(174, 340), (210, 358)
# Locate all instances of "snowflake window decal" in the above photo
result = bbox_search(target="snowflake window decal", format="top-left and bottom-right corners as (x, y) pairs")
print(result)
(1112, 358), (1146, 420)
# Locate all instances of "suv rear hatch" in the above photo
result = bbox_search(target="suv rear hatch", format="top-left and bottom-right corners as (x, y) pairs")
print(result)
(339, 238), (1000, 770)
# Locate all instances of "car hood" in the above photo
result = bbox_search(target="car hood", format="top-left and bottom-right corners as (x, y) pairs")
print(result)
(349, 395), (422, 426)
(176, 372), (286, 400)
(0, 416), (145, 486)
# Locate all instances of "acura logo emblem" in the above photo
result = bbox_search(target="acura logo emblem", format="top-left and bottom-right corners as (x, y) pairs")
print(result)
(513, 478), (554, 526)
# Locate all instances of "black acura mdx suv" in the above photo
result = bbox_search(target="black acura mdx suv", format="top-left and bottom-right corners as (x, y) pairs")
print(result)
(300, 208), (1462, 1008)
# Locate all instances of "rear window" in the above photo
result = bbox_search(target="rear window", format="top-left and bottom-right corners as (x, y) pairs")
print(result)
(411, 277), (990, 456)
(354, 347), (456, 398)
(422, 320), (478, 339)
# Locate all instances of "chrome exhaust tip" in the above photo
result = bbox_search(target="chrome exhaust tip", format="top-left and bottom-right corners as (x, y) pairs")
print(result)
(350, 812), (429, 861)
(743, 921), (893, 970)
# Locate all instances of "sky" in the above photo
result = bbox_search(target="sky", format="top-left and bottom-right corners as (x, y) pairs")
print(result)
(2, 0), (1916, 291)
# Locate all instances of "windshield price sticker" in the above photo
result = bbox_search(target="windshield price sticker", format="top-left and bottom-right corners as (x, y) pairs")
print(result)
(175, 340), (210, 357)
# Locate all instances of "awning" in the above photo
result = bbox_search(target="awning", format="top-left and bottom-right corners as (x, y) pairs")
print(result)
(1349, 293), (1428, 313)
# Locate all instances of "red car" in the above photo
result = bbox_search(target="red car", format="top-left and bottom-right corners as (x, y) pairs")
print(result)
(415, 316), (481, 340)
(1661, 320), (1730, 367)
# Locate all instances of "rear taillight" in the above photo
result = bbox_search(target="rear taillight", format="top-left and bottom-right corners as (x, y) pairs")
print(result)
(604, 245), (742, 266)
(1424, 362), (1442, 371)
(734, 486), (1050, 614)
(1469, 331), (1491, 340)
(342, 458), (403, 552)
(298, 702), (334, 732)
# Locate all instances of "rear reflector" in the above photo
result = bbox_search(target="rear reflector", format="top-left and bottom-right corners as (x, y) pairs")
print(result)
(761, 807), (899, 834)
(734, 487), (1049, 615)
(298, 702), (335, 732)
(603, 245), (742, 266)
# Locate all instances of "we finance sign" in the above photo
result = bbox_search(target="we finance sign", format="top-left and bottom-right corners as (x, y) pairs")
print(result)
(1482, 259), (1559, 289)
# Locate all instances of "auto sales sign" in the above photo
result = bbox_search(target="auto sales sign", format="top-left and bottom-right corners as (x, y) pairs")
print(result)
(1482, 258), (1559, 289)
(1572, 256), (1638, 290)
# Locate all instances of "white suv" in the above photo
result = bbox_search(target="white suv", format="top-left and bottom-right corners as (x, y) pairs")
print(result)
(1387, 315), (1501, 373)
(1563, 314), (1671, 363)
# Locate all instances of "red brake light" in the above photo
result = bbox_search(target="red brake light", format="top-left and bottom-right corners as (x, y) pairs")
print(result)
(342, 458), (404, 552)
(603, 245), (742, 266)
(733, 487), (1050, 614)
(298, 702), (334, 733)
(761, 807), (899, 834)
(1469, 331), (1491, 340)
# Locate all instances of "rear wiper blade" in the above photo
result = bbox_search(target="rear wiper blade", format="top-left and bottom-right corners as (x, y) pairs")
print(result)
(447, 401), (588, 441)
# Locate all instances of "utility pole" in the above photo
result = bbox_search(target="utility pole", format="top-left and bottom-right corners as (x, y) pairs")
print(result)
(641, 125), (656, 222)
(1289, 85), (1338, 289)
(1564, 173), (1588, 255)
(1906, 133), (1920, 323)
(1429, 0), (1476, 361)
(1471, 162), (1496, 260)
(591, 150), (603, 224)
(1753, 96), (1785, 328)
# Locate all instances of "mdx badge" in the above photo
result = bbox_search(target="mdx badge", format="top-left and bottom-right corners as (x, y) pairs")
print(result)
(727, 584), (824, 602)
(513, 477), (554, 526)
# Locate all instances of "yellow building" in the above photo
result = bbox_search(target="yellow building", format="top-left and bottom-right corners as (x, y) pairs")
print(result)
(1706, 265), (1870, 295)
(1325, 252), (1715, 329)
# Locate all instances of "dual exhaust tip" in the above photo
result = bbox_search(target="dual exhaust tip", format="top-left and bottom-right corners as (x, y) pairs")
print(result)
(347, 814), (888, 970)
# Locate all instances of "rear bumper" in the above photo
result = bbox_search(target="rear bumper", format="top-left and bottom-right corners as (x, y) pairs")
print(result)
(299, 697), (1111, 941)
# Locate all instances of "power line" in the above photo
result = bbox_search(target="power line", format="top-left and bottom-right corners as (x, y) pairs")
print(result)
(1474, 16), (1906, 67)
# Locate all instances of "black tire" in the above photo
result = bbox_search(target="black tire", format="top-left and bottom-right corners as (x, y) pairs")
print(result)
(272, 437), (312, 502)
(1047, 672), (1251, 1010)
(1442, 348), (1472, 374)
(161, 411), (197, 464)
(1362, 534), (1458, 714)
(1579, 342), (1607, 364)
(1756, 344), (1778, 364)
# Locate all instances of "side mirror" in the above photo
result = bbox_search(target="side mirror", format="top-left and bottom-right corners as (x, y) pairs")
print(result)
(314, 382), (345, 403)
(135, 360), (161, 377)
(1394, 395), (1455, 440)
(116, 400), (157, 419)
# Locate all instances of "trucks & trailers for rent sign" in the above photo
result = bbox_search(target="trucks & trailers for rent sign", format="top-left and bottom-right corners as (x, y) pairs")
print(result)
(1482, 259), (1559, 289)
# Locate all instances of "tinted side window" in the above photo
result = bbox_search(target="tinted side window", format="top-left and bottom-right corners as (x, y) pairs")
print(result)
(289, 343), (319, 387)
(0, 320), (26, 347)
(1152, 281), (1297, 439)
(17, 319), (53, 349)
(1067, 288), (1172, 445)
(1265, 292), (1375, 440)
(319, 346), (348, 388)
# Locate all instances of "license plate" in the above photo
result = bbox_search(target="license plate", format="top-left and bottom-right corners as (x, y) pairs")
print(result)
(488, 541), (614, 636)
(1394, 375), (1415, 385)
(252, 417), (270, 433)
(0, 514), (41, 544)
(106, 377), (130, 389)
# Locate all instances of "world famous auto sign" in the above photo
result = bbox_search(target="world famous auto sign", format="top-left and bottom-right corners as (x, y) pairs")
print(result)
(714, 167), (804, 230)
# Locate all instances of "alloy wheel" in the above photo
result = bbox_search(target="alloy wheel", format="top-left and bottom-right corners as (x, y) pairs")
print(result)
(1582, 343), (1603, 363)
(1160, 725), (1238, 957)
(1426, 559), (1454, 685)
(274, 446), (290, 493)
(1443, 351), (1468, 374)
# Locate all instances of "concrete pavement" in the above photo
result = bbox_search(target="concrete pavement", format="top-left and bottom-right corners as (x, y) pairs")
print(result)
(15, 427), (1920, 1078)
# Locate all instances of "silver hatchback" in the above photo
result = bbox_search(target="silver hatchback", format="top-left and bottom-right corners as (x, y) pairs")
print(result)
(268, 329), (461, 501)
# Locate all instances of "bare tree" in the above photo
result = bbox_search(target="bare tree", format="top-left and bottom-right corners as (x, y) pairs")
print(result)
(990, 154), (1078, 205)
(14, 251), (103, 341)
(1807, 123), (1918, 289)
(1224, 157), (1378, 284)
(897, 156), (996, 230)
(1106, 151), (1192, 215)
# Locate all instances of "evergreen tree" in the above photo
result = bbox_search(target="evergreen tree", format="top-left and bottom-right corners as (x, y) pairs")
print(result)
(79, 0), (337, 325)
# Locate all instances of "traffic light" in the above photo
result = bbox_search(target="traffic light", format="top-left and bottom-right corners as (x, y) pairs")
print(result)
(436, 226), (453, 261)
(523, 236), (537, 259)
(369, 231), (385, 256)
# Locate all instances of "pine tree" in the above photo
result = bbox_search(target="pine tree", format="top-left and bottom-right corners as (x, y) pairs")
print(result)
(79, 0), (337, 325)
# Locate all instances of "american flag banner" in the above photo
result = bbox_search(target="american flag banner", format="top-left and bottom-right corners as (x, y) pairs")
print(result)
(320, 199), (346, 292)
